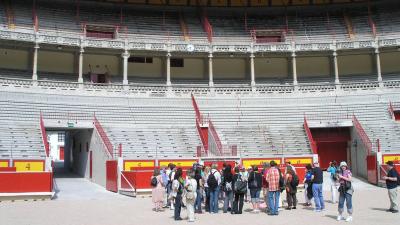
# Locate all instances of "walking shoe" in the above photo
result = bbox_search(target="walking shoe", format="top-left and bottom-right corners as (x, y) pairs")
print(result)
(392, 210), (399, 213)
(337, 215), (344, 221)
(386, 209), (393, 212)
(345, 216), (353, 222)
(292, 207), (296, 210)
(313, 209), (321, 212)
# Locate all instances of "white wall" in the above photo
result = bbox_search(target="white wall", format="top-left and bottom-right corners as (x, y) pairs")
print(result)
(350, 128), (368, 179)
(38, 51), (75, 74)
(47, 131), (64, 161)
(255, 57), (289, 79)
(213, 58), (246, 79)
(297, 56), (331, 77)
(72, 130), (90, 177)
(0, 48), (30, 70)
(128, 57), (163, 78)
(381, 51), (400, 74)
(338, 54), (374, 76)
(84, 54), (120, 76)
(171, 58), (205, 79)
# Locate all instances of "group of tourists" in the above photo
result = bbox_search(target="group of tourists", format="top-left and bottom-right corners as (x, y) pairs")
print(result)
(149, 160), (399, 222)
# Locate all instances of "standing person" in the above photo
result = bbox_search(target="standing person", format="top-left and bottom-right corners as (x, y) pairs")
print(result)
(203, 166), (211, 212)
(266, 161), (281, 216)
(161, 167), (169, 208)
(222, 165), (234, 213)
(311, 162), (325, 212)
(285, 166), (298, 210)
(303, 164), (313, 207)
(208, 164), (222, 214)
(232, 166), (246, 214)
(194, 166), (204, 214)
(168, 164), (177, 210)
(328, 161), (339, 204)
(243, 167), (251, 202)
(248, 165), (262, 213)
(151, 168), (165, 212)
(383, 161), (399, 213)
(172, 168), (184, 220)
(285, 161), (297, 174)
(262, 162), (271, 213)
(185, 169), (198, 222)
(336, 161), (354, 222)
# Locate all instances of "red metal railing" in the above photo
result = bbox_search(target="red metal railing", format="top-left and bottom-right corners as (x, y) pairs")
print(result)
(208, 119), (223, 155)
(304, 116), (317, 154)
(40, 113), (50, 157)
(196, 122), (208, 151)
(93, 115), (113, 157)
(352, 115), (373, 155)
(118, 143), (122, 158)
(191, 94), (201, 124)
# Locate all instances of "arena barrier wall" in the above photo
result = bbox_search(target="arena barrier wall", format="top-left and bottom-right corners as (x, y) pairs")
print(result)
(0, 172), (52, 193)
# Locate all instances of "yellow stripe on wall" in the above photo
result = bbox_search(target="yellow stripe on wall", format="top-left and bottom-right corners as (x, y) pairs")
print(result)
(14, 161), (44, 172)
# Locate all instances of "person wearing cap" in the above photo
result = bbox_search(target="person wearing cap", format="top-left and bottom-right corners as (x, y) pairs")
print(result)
(383, 161), (399, 213)
(337, 161), (354, 222)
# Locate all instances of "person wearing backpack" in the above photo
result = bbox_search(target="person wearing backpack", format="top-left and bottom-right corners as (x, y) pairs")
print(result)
(266, 161), (281, 216)
(194, 166), (204, 214)
(327, 161), (339, 204)
(285, 166), (298, 210)
(232, 166), (246, 214)
(172, 168), (184, 220)
(208, 164), (221, 213)
(383, 161), (399, 213)
(303, 164), (313, 207)
(222, 165), (234, 213)
(185, 169), (198, 222)
(203, 166), (211, 212)
(151, 168), (165, 212)
(336, 161), (354, 222)
(248, 165), (262, 213)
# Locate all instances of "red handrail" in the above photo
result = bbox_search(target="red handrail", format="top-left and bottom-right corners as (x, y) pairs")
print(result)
(304, 116), (317, 154)
(196, 122), (208, 151)
(40, 113), (50, 157)
(191, 94), (202, 124)
(93, 115), (113, 157)
(201, 11), (213, 43)
(352, 115), (372, 155)
(208, 119), (223, 155)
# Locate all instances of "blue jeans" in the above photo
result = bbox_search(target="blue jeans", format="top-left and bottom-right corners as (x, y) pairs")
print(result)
(312, 183), (325, 210)
(195, 189), (203, 212)
(338, 192), (353, 215)
(223, 191), (233, 213)
(268, 191), (280, 215)
(209, 187), (220, 213)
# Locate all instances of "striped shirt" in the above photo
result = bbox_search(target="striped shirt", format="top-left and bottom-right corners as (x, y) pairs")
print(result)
(266, 167), (280, 192)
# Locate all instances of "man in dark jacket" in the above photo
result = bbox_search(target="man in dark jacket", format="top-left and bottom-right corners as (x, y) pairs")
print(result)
(383, 161), (399, 213)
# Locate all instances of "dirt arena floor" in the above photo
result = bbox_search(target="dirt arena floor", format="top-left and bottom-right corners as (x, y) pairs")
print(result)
(0, 173), (398, 225)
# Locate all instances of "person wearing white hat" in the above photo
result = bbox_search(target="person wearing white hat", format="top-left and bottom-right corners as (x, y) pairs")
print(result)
(337, 161), (354, 222)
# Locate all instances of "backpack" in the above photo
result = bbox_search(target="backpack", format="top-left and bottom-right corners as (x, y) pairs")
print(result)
(278, 169), (285, 192)
(225, 181), (233, 192)
(207, 171), (218, 190)
(249, 172), (258, 189)
(186, 180), (195, 200)
(290, 174), (299, 187)
(151, 176), (158, 187)
(234, 175), (247, 194)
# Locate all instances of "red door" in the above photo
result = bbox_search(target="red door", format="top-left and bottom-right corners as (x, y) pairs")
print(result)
(59, 147), (64, 160)
(367, 154), (377, 184)
(106, 160), (118, 192)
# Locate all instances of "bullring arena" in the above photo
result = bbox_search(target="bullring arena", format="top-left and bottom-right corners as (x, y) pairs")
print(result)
(0, 0), (399, 224)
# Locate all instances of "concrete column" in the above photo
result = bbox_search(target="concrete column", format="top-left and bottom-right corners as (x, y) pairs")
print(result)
(250, 53), (255, 86)
(291, 52), (298, 86)
(333, 51), (339, 84)
(122, 50), (130, 85)
(32, 43), (39, 80)
(166, 52), (171, 86)
(78, 48), (84, 83)
(208, 53), (214, 87)
(375, 48), (383, 82)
